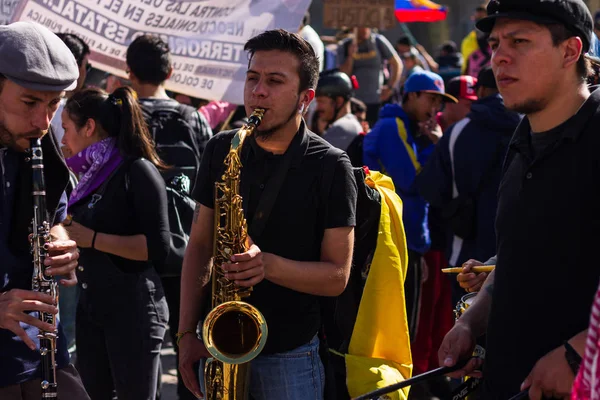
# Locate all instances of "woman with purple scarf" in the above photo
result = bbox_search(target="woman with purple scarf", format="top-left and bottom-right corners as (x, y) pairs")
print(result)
(60, 86), (170, 400)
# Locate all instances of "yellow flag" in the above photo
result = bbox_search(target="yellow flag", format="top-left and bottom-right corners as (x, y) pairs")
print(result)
(346, 171), (413, 399)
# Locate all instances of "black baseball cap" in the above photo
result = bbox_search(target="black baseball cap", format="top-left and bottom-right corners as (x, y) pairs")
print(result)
(476, 0), (593, 53)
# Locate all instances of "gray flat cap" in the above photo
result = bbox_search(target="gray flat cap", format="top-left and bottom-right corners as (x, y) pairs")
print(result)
(0, 22), (79, 91)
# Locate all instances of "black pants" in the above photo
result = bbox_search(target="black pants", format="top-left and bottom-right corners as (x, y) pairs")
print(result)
(76, 271), (168, 400)
(161, 276), (198, 400)
(0, 365), (90, 400)
(406, 250), (424, 342)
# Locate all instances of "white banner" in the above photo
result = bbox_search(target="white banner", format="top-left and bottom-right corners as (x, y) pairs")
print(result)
(12, 0), (311, 103)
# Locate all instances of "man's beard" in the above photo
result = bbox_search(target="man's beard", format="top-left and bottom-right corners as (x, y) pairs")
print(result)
(0, 120), (45, 150)
(254, 99), (300, 140)
(507, 98), (546, 115)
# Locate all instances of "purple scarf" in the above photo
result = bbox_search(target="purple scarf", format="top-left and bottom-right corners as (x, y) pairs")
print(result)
(66, 137), (123, 208)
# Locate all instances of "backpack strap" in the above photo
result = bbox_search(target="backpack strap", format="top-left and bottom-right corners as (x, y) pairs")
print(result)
(248, 131), (305, 241)
(175, 102), (197, 122)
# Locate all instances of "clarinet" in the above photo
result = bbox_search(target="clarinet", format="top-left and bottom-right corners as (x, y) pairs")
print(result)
(29, 137), (58, 399)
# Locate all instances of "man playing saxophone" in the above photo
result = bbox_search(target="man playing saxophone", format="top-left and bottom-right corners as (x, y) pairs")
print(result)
(178, 29), (358, 400)
(0, 22), (89, 399)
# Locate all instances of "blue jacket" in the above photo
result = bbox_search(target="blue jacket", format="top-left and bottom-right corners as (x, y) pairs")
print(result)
(363, 104), (434, 254)
(417, 93), (521, 266)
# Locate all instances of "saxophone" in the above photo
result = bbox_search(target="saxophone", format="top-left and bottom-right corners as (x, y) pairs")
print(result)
(29, 137), (59, 399)
(202, 109), (268, 400)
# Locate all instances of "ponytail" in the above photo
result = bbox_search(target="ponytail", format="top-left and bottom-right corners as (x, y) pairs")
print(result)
(65, 87), (166, 170)
(111, 87), (166, 169)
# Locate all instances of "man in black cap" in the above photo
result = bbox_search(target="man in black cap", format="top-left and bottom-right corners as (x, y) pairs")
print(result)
(0, 22), (89, 399)
(438, 1), (600, 398)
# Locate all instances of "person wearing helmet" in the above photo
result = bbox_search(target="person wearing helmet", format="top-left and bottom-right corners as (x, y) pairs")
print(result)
(315, 70), (363, 151)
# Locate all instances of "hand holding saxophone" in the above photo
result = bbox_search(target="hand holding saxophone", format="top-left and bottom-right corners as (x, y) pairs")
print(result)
(221, 236), (266, 287)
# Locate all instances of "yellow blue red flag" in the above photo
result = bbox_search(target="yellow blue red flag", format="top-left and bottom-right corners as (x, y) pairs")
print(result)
(395, 0), (448, 23)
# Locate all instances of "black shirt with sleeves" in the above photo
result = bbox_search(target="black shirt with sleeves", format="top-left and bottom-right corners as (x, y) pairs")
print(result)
(482, 89), (600, 398)
(70, 158), (171, 276)
(193, 122), (358, 354)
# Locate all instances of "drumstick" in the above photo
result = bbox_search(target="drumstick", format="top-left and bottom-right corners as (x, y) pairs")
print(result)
(441, 266), (495, 274)
(507, 389), (529, 400)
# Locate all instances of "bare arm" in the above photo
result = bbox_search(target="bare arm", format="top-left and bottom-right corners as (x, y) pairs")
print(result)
(458, 269), (495, 337)
(178, 203), (214, 332)
(263, 226), (354, 296)
(416, 44), (439, 72)
(569, 329), (587, 355)
(94, 233), (149, 261)
(225, 226), (355, 297)
(339, 42), (356, 77)
(386, 53), (403, 90)
(64, 219), (151, 261)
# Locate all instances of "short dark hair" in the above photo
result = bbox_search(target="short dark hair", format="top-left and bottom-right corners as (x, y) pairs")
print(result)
(350, 97), (366, 114)
(402, 91), (421, 105)
(126, 35), (171, 85)
(441, 40), (458, 54)
(244, 29), (319, 93)
(397, 36), (411, 47)
(55, 33), (90, 67)
(543, 23), (592, 81)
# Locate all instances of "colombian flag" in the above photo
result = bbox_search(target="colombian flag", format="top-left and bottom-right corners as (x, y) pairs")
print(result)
(395, 0), (448, 23)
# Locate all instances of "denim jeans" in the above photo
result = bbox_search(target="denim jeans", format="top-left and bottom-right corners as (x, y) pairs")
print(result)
(200, 336), (325, 400)
(249, 335), (325, 400)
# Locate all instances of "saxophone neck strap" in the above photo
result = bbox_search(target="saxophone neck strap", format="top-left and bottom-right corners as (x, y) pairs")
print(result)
(247, 123), (307, 241)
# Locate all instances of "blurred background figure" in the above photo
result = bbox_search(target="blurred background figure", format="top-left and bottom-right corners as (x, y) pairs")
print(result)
(315, 70), (362, 151)
(299, 11), (325, 72)
(437, 75), (478, 131)
(436, 41), (463, 84)
(460, 3), (488, 74)
(337, 27), (402, 126)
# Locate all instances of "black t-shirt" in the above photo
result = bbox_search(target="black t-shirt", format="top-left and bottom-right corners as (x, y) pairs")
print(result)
(193, 123), (358, 354)
(483, 90), (600, 398)
(529, 117), (572, 158)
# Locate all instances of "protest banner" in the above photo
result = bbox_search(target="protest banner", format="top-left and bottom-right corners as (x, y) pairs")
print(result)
(323, 0), (396, 30)
(0, 0), (17, 25)
(12, 0), (311, 103)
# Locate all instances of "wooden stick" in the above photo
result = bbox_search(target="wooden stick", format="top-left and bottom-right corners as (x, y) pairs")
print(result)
(441, 266), (495, 274)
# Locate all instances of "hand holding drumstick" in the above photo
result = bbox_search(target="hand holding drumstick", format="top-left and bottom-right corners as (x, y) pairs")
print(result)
(442, 259), (495, 293)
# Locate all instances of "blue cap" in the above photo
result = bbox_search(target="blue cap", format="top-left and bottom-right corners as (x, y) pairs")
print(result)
(404, 70), (458, 103)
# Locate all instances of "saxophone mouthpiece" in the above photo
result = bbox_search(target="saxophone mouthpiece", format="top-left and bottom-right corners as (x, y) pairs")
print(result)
(247, 108), (265, 128)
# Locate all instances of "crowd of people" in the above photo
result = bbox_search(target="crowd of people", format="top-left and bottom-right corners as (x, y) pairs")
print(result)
(3, 0), (600, 399)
